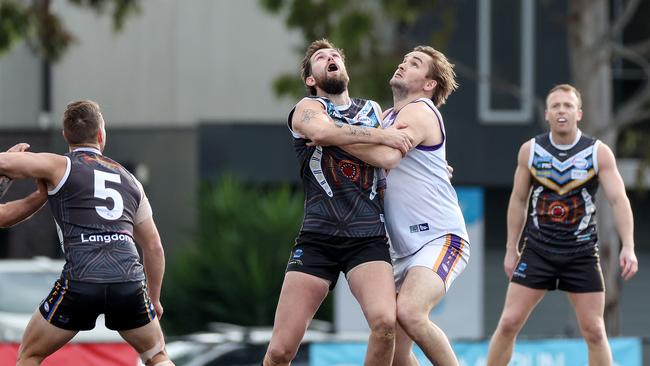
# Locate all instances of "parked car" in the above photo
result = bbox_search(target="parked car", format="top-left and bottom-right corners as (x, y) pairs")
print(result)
(0, 257), (123, 342)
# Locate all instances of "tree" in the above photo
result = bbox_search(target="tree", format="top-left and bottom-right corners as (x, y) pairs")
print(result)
(258, 0), (454, 107)
(0, 0), (140, 62)
(567, 0), (650, 334)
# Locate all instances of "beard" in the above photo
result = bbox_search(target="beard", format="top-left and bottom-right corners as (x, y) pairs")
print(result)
(316, 74), (348, 95)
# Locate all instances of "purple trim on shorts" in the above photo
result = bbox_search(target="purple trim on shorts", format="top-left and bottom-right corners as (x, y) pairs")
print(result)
(414, 100), (445, 151)
(434, 234), (463, 282)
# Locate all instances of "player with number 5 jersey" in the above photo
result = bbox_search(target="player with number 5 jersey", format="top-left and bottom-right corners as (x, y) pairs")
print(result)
(0, 100), (175, 366)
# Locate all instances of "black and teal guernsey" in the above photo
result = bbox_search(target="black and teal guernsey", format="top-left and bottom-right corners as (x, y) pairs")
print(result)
(288, 96), (386, 237)
(524, 131), (600, 254)
(48, 148), (145, 283)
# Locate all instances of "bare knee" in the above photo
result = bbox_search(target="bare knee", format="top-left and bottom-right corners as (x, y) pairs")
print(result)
(580, 322), (607, 345)
(497, 313), (526, 338)
(266, 343), (298, 364)
(396, 302), (428, 332)
(368, 312), (396, 340)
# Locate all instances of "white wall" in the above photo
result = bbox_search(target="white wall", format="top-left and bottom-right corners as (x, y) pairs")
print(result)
(0, 44), (42, 127)
(0, 0), (302, 128)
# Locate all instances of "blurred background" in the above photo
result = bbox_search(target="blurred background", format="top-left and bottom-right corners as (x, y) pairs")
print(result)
(0, 0), (649, 365)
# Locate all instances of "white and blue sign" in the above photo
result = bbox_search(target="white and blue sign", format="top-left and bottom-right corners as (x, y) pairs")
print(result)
(310, 338), (642, 366)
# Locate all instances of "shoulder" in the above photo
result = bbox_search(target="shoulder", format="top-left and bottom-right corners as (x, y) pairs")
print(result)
(517, 140), (533, 164)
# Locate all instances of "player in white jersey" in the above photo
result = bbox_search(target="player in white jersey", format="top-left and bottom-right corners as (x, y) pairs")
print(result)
(347, 46), (468, 366)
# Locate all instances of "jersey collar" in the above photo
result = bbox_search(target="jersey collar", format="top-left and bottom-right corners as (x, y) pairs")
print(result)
(72, 147), (102, 155)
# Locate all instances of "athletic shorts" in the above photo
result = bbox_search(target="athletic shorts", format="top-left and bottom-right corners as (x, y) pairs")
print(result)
(39, 278), (157, 331)
(286, 231), (392, 290)
(393, 234), (470, 292)
(511, 244), (604, 292)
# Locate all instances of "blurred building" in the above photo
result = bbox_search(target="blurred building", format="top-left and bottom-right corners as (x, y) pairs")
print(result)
(0, 0), (648, 351)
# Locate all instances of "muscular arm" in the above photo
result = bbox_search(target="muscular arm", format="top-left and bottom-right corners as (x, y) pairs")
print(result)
(0, 180), (48, 228)
(597, 142), (638, 280)
(134, 217), (166, 316)
(504, 141), (533, 277)
(292, 99), (412, 154)
(341, 103), (434, 169)
(0, 152), (67, 189)
(0, 144), (50, 227)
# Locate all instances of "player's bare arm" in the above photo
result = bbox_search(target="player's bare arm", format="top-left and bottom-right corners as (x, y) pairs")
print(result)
(0, 180), (48, 228)
(0, 152), (67, 190)
(342, 103), (433, 168)
(596, 142), (638, 280)
(293, 99), (413, 154)
(504, 141), (533, 278)
(134, 217), (166, 317)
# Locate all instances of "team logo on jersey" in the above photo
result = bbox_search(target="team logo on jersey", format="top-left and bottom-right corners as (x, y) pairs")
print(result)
(548, 201), (569, 222)
(338, 160), (360, 182)
(409, 223), (430, 233)
(293, 249), (303, 259)
(573, 158), (589, 170)
(571, 169), (589, 180)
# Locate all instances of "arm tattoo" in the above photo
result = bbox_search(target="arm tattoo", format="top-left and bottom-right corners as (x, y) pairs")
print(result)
(0, 175), (13, 200)
(347, 126), (371, 137)
(300, 109), (319, 123)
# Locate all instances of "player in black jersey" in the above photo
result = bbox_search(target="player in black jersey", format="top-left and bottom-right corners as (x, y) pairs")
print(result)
(487, 85), (638, 366)
(263, 39), (413, 366)
(0, 143), (48, 228)
(0, 101), (174, 366)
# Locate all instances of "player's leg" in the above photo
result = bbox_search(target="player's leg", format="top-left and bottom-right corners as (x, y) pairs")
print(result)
(396, 267), (456, 366)
(486, 283), (545, 366)
(347, 260), (397, 366)
(396, 235), (469, 366)
(567, 292), (611, 366)
(109, 281), (174, 365)
(263, 271), (330, 366)
(119, 319), (174, 366)
(392, 322), (419, 366)
(17, 310), (78, 366)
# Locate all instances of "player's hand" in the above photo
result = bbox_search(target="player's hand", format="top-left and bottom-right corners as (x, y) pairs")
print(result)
(446, 163), (454, 179)
(152, 300), (164, 319)
(619, 245), (638, 281)
(35, 179), (48, 196)
(381, 129), (413, 156)
(6, 143), (30, 153)
(503, 247), (520, 279)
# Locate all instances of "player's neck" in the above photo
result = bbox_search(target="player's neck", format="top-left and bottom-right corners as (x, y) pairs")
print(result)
(69, 143), (101, 152)
(393, 92), (426, 112)
(550, 129), (580, 146)
(319, 90), (351, 107)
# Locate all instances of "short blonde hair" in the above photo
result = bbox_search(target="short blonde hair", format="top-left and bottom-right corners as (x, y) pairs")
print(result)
(547, 84), (582, 108)
(413, 46), (458, 107)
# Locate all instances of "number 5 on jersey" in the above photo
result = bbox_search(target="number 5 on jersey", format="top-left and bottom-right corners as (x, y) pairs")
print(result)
(94, 170), (124, 220)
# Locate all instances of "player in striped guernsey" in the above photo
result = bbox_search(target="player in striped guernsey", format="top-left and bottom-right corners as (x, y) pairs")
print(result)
(0, 101), (174, 366)
(487, 84), (638, 366)
(263, 39), (413, 366)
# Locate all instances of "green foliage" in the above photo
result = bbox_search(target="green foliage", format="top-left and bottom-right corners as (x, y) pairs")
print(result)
(0, 0), (140, 62)
(258, 0), (453, 106)
(163, 177), (329, 334)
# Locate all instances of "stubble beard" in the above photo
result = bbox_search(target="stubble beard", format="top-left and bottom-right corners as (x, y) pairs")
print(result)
(390, 79), (409, 102)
